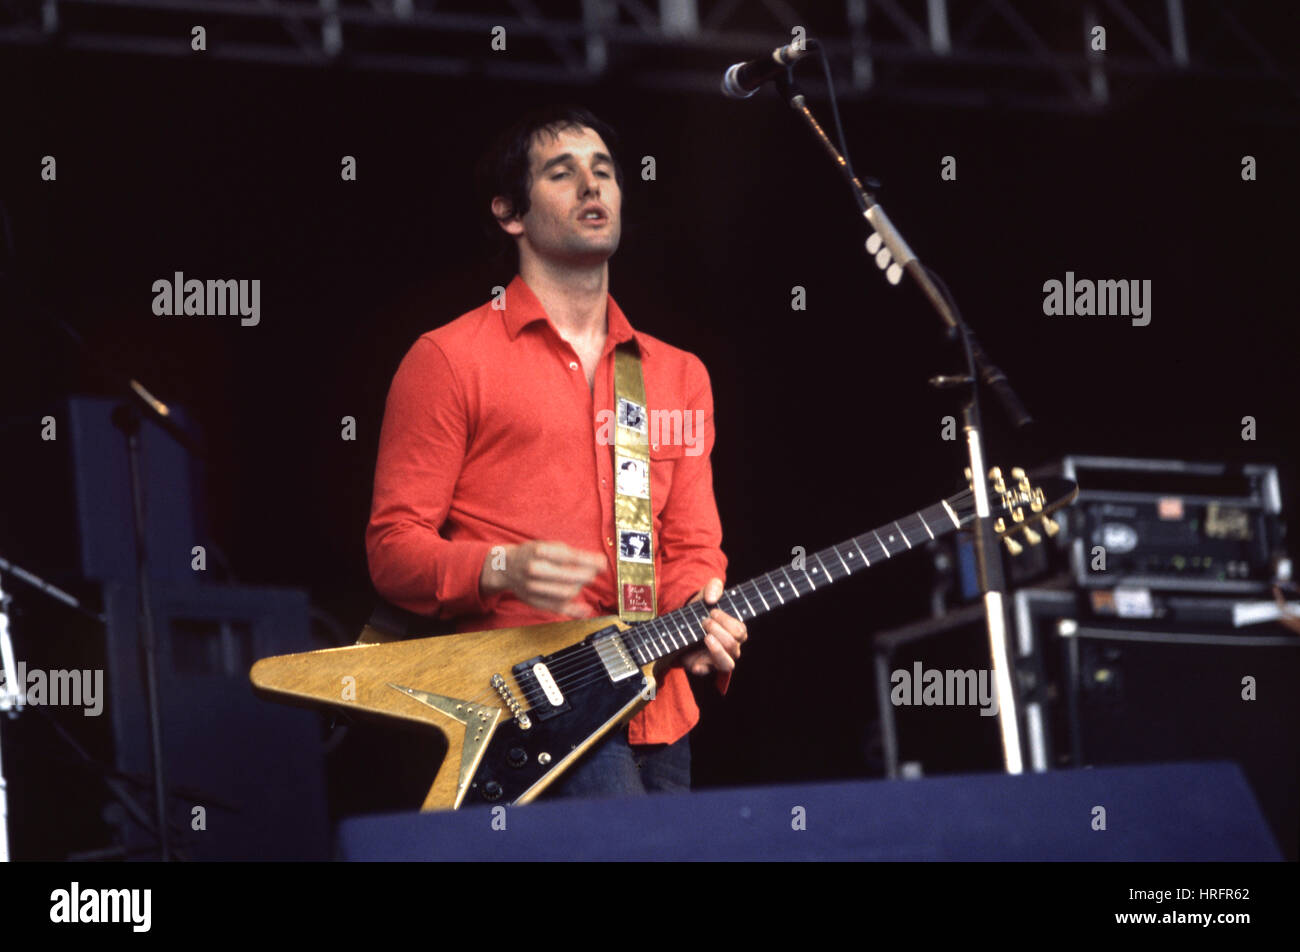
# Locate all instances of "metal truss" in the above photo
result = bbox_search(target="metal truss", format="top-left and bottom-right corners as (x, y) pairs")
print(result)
(2, 0), (1297, 118)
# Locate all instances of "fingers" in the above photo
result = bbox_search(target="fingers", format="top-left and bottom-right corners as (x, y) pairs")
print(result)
(683, 581), (748, 675)
(682, 648), (712, 677)
(513, 541), (606, 615)
(707, 607), (747, 648)
(704, 577), (725, 605)
(688, 577), (726, 605)
(701, 633), (734, 672)
(698, 613), (743, 671)
(534, 542), (607, 574)
(529, 562), (601, 587)
(684, 604), (749, 676)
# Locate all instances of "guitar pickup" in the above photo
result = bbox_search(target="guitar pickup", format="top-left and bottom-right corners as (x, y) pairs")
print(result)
(531, 663), (564, 707)
(589, 628), (640, 683)
(511, 656), (570, 721)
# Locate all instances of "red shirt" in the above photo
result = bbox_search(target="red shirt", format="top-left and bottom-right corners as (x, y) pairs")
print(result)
(366, 275), (729, 745)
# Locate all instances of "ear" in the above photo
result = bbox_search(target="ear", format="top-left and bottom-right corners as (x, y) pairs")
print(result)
(491, 196), (525, 237)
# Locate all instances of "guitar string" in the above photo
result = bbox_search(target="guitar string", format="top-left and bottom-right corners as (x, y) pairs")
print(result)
(522, 501), (954, 682)
(515, 564), (843, 705)
(508, 498), (967, 689)
(504, 560), (849, 705)
(499, 502), (1060, 716)
(520, 521), (1071, 707)
(516, 499), (1052, 709)
(464, 488), (1040, 714)
(466, 554), (821, 707)
(487, 607), (717, 710)
(463, 576), (787, 712)
(506, 532), (918, 708)
(498, 497), (990, 710)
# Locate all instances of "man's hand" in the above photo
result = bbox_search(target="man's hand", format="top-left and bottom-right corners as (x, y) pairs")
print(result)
(681, 578), (747, 676)
(480, 541), (606, 617)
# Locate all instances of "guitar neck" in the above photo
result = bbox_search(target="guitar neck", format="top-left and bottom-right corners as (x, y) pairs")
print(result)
(620, 490), (973, 665)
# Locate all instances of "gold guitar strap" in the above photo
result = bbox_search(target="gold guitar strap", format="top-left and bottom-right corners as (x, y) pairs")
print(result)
(612, 344), (656, 621)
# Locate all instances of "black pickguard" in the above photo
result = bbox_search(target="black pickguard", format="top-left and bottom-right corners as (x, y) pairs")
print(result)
(463, 671), (649, 806)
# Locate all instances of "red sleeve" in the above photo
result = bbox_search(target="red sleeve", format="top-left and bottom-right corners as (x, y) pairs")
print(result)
(655, 355), (731, 694)
(365, 336), (504, 619)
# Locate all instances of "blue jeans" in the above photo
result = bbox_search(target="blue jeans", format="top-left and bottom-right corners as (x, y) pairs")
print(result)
(546, 726), (691, 800)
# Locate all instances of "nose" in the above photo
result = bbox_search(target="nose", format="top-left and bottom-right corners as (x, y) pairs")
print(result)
(579, 168), (601, 198)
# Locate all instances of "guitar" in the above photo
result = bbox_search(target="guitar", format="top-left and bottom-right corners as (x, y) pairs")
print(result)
(250, 466), (1076, 811)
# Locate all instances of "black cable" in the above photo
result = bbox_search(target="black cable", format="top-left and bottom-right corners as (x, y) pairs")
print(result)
(810, 38), (858, 186)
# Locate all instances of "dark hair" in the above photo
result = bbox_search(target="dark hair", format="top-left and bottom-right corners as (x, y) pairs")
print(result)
(474, 105), (625, 265)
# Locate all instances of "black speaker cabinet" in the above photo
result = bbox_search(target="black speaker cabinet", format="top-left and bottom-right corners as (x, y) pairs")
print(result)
(1018, 587), (1300, 861)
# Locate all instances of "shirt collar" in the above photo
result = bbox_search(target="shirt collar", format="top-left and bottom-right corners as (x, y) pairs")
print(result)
(501, 273), (650, 356)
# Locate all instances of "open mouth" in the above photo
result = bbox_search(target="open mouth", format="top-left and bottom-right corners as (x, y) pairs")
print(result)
(579, 206), (608, 224)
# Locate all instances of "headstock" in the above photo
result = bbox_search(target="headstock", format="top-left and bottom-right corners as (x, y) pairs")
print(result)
(960, 465), (1079, 555)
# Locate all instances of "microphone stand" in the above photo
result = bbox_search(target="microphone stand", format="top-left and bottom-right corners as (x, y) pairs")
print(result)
(108, 401), (172, 859)
(773, 66), (1033, 773)
(55, 327), (209, 861)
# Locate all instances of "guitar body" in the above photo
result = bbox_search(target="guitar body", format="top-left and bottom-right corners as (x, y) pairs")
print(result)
(250, 615), (660, 811)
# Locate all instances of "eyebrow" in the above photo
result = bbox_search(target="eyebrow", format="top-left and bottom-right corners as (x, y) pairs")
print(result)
(538, 151), (615, 173)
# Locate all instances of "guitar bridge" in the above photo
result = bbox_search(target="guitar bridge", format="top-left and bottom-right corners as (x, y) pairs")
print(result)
(491, 673), (531, 730)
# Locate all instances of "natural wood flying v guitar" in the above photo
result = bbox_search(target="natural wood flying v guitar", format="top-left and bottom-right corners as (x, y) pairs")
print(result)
(250, 466), (1076, 811)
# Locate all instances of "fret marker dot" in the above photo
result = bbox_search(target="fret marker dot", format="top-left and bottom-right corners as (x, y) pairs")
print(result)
(889, 535), (895, 542)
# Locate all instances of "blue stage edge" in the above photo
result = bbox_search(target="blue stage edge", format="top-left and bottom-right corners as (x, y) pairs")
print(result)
(336, 761), (1282, 861)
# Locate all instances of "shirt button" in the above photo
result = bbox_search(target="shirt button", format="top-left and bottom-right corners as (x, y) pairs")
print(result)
(569, 361), (579, 371)
(606, 536), (614, 547)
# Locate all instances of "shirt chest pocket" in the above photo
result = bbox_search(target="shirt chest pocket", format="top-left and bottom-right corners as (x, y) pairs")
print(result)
(648, 442), (684, 520)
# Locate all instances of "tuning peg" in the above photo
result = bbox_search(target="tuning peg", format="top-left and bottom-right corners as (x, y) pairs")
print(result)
(1030, 496), (1043, 513)
(1042, 516), (1060, 537)
(994, 517), (1006, 534)
(964, 467), (972, 482)
(988, 467), (1003, 481)
(1011, 506), (1025, 523)
(1022, 526), (1042, 546)
(1003, 536), (1024, 556)
(1010, 467), (1026, 480)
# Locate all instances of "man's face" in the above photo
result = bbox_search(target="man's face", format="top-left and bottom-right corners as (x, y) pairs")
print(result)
(496, 124), (622, 267)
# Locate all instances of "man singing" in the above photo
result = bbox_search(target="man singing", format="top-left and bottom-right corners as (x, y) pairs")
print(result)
(365, 105), (746, 798)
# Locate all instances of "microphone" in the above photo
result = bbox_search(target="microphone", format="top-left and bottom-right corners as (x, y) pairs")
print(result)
(721, 41), (812, 99)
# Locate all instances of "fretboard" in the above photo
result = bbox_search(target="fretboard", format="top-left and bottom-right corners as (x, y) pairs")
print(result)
(619, 491), (971, 665)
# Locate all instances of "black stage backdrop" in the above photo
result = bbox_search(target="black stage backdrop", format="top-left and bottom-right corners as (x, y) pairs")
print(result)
(1, 41), (1296, 806)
